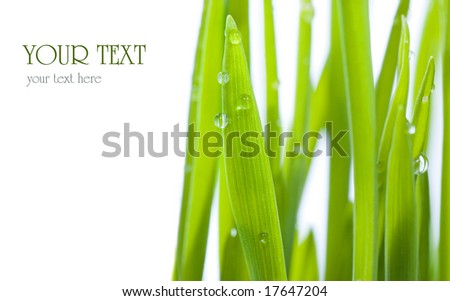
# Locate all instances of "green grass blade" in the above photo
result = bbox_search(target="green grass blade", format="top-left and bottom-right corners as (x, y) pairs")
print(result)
(440, 0), (450, 281)
(385, 106), (418, 280)
(220, 0), (251, 281)
(221, 15), (286, 280)
(376, 18), (410, 280)
(282, 0), (314, 269)
(289, 230), (319, 281)
(263, 0), (285, 218)
(412, 57), (435, 159)
(337, 0), (378, 280)
(219, 160), (249, 280)
(325, 0), (353, 281)
(378, 17), (410, 167)
(172, 0), (207, 280)
(375, 0), (410, 145)
(173, 0), (225, 280)
(417, 172), (431, 280)
(413, 0), (442, 100)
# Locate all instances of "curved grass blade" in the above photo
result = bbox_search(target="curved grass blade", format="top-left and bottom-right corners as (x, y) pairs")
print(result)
(220, 0), (251, 281)
(337, 0), (378, 280)
(385, 106), (418, 280)
(173, 0), (225, 280)
(326, 0), (353, 281)
(221, 16), (286, 280)
(440, 0), (450, 281)
(378, 17), (410, 169)
(376, 18), (410, 279)
(375, 0), (410, 145)
(282, 0), (314, 269)
(411, 57), (435, 159)
(289, 230), (319, 281)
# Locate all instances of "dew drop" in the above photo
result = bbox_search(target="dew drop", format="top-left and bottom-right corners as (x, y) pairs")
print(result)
(302, 3), (315, 23)
(409, 50), (415, 61)
(415, 153), (429, 175)
(237, 94), (251, 111)
(407, 122), (416, 135)
(228, 29), (242, 45)
(214, 113), (228, 129)
(431, 84), (436, 94)
(259, 232), (269, 245)
(230, 228), (237, 237)
(217, 72), (229, 85)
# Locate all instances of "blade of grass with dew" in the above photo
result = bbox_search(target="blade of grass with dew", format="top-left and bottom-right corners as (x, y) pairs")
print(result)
(219, 2), (251, 280)
(413, 0), (442, 100)
(440, 0), (450, 281)
(410, 58), (435, 281)
(416, 171), (431, 280)
(221, 16), (286, 280)
(385, 106), (418, 280)
(375, 0), (410, 145)
(228, 0), (250, 65)
(264, 0), (285, 219)
(173, 0), (225, 280)
(337, 0), (378, 280)
(289, 230), (319, 281)
(325, 0), (353, 281)
(376, 18), (410, 280)
(282, 0), (314, 269)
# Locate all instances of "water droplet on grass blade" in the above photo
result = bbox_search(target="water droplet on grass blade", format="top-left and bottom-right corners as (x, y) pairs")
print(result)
(230, 228), (237, 237)
(259, 232), (269, 244)
(228, 29), (242, 45)
(409, 51), (415, 61)
(415, 153), (429, 175)
(407, 122), (416, 134)
(217, 72), (229, 85)
(214, 113), (228, 129)
(237, 94), (251, 111)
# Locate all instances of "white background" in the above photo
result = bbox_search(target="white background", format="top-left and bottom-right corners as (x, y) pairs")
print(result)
(0, 0), (439, 299)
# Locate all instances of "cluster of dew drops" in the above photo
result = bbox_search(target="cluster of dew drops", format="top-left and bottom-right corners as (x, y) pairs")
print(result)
(213, 27), (254, 130)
